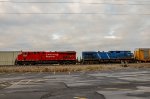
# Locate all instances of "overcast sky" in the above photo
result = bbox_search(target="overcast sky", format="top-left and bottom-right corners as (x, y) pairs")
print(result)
(0, 0), (150, 54)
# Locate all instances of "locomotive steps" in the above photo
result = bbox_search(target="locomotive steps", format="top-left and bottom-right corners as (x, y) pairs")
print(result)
(0, 63), (150, 73)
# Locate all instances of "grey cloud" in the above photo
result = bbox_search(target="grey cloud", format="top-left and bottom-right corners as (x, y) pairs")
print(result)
(0, 0), (150, 55)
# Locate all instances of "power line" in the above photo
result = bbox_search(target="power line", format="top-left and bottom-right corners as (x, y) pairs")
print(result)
(0, 12), (149, 15)
(0, 1), (149, 16)
(0, 1), (149, 5)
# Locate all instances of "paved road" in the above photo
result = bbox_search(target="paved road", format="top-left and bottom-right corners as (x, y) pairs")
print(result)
(0, 68), (150, 99)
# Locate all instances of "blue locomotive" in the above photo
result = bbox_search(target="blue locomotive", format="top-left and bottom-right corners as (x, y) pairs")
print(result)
(82, 51), (134, 64)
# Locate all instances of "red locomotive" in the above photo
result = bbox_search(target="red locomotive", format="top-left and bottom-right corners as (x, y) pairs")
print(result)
(15, 51), (76, 65)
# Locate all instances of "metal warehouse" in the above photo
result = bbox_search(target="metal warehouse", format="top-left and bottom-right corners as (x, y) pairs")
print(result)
(0, 51), (21, 65)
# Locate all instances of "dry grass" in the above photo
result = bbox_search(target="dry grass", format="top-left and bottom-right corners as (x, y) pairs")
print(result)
(0, 64), (122, 73)
(0, 63), (150, 73)
(127, 63), (150, 68)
